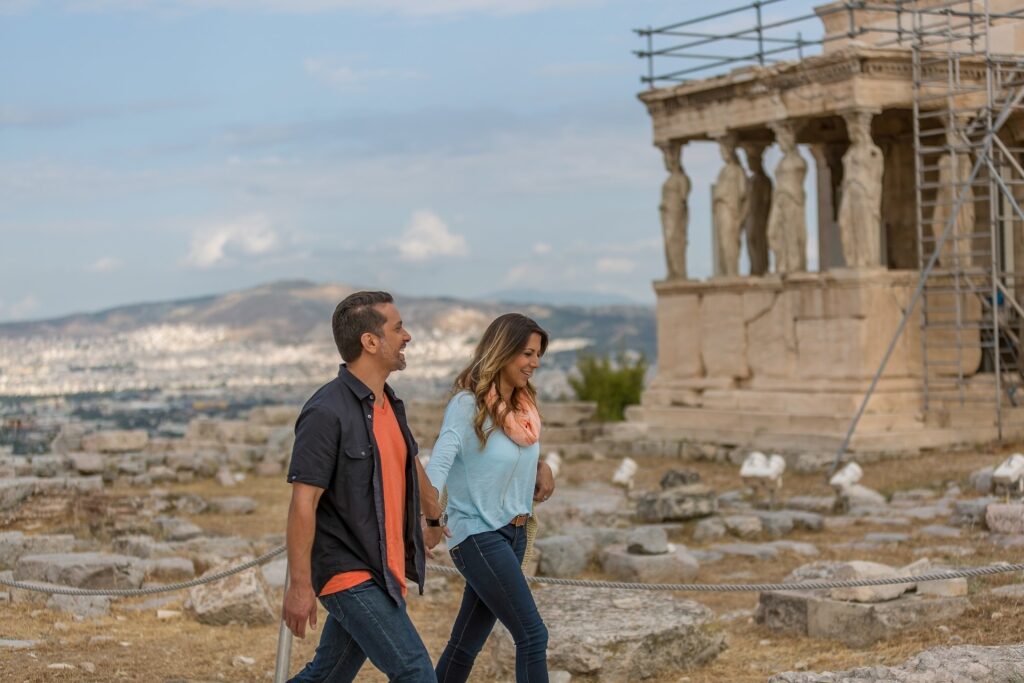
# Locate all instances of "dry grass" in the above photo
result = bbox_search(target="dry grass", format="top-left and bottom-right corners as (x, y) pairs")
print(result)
(2, 449), (1023, 682)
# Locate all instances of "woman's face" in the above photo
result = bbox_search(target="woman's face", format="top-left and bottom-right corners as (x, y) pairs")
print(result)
(499, 332), (543, 392)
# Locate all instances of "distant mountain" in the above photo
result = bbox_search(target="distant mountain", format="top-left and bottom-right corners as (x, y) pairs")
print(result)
(0, 279), (655, 357)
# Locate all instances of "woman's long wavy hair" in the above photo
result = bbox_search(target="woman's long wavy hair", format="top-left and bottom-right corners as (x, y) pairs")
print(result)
(453, 313), (549, 447)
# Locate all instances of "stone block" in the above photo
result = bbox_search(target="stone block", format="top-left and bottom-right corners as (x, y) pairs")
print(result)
(757, 591), (970, 647)
(30, 455), (66, 477)
(81, 429), (149, 454)
(153, 517), (203, 542)
(723, 515), (762, 538)
(46, 594), (110, 619)
(489, 586), (725, 680)
(786, 495), (837, 513)
(660, 469), (700, 489)
(828, 561), (913, 603)
(625, 527), (669, 555)
(15, 552), (143, 589)
(746, 289), (798, 378)
(916, 577), (968, 597)
(656, 293), (703, 378)
(700, 292), (748, 379)
(0, 477), (38, 511)
(635, 484), (716, 523)
(0, 532), (77, 570)
(536, 536), (587, 578)
(986, 503), (1024, 534)
(599, 545), (699, 583)
(67, 453), (105, 475)
(207, 496), (257, 515)
(969, 466), (994, 494)
(692, 517), (727, 542)
(951, 497), (997, 527)
(187, 558), (275, 626)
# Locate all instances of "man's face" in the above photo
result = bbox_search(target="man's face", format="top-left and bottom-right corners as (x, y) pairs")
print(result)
(374, 303), (411, 372)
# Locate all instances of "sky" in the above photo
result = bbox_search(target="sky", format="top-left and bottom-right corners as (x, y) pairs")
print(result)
(0, 0), (823, 322)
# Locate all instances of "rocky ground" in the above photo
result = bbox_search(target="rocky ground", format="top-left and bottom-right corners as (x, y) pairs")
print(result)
(1, 441), (1024, 682)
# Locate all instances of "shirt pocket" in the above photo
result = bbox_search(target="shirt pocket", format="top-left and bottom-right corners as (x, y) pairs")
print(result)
(340, 443), (374, 496)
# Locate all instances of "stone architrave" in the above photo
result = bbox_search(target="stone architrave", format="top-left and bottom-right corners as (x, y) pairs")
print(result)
(658, 140), (691, 280)
(767, 121), (808, 273)
(743, 142), (772, 276)
(838, 109), (884, 268)
(712, 133), (748, 277)
(931, 122), (975, 268)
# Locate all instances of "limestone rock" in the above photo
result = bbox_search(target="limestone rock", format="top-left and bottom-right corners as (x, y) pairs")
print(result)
(535, 536), (587, 578)
(0, 478), (39, 511)
(0, 532), (77, 570)
(490, 586), (725, 680)
(207, 496), (257, 515)
(969, 466), (995, 494)
(261, 557), (288, 589)
(985, 503), (1024, 534)
(828, 561), (913, 603)
(660, 469), (700, 489)
(67, 453), (105, 475)
(30, 455), (66, 478)
(153, 517), (203, 542)
(625, 527), (669, 555)
(785, 496), (837, 513)
(723, 515), (762, 538)
(599, 545), (698, 583)
(141, 557), (195, 582)
(839, 484), (887, 512)
(187, 558), (275, 626)
(635, 484), (716, 523)
(693, 517), (727, 542)
(81, 430), (148, 454)
(46, 594), (111, 619)
(951, 497), (997, 527)
(15, 552), (143, 589)
(768, 644), (1024, 682)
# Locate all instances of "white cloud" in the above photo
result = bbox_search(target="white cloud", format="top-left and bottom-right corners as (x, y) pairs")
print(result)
(532, 242), (552, 255)
(392, 210), (468, 262)
(596, 257), (636, 274)
(0, 294), (39, 320)
(183, 214), (279, 268)
(53, 0), (605, 17)
(303, 58), (422, 88)
(86, 256), (122, 272)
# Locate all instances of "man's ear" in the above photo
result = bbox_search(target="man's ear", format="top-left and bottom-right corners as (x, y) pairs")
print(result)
(360, 331), (379, 356)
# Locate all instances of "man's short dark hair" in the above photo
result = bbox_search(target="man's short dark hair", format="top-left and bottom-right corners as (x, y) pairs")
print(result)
(332, 291), (394, 362)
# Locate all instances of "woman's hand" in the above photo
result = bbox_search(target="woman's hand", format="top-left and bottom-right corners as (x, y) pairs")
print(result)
(422, 519), (452, 554)
(533, 461), (555, 503)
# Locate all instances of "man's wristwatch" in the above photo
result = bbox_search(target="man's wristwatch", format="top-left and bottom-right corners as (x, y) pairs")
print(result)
(424, 512), (447, 528)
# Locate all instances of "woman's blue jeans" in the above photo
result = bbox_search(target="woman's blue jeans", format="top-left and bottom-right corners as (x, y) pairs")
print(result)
(436, 523), (549, 683)
(288, 579), (434, 683)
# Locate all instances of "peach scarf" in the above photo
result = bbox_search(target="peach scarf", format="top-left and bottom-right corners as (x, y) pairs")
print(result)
(486, 386), (541, 446)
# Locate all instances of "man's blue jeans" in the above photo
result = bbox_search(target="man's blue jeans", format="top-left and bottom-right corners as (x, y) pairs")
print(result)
(436, 523), (549, 683)
(288, 579), (434, 683)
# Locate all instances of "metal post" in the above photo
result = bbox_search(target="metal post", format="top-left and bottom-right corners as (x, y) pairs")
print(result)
(647, 28), (654, 88)
(273, 566), (293, 683)
(755, 1), (764, 66)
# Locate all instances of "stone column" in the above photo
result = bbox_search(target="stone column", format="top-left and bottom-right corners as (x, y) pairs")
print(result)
(811, 143), (846, 270)
(931, 118), (975, 269)
(838, 108), (885, 268)
(658, 140), (691, 280)
(767, 121), (808, 273)
(712, 132), (748, 277)
(742, 142), (772, 276)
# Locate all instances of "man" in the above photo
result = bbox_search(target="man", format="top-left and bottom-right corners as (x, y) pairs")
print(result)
(283, 291), (445, 682)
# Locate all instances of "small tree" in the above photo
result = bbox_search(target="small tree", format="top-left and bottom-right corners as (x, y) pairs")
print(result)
(568, 352), (646, 422)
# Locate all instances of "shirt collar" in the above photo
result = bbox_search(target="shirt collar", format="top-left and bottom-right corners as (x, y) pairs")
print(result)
(337, 364), (399, 404)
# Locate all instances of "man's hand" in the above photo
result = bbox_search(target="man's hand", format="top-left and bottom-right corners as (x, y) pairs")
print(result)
(423, 522), (452, 551)
(282, 582), (318, 638)
(533, 461), (555, 503)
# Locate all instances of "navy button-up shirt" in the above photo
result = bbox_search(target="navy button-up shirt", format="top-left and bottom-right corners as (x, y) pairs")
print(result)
(287, 365), (425, 603)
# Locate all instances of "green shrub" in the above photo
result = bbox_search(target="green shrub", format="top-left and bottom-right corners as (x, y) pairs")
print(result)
(568, 352), (646, 422)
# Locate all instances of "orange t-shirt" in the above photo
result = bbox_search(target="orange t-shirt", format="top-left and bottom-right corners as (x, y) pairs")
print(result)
(320, 396), (408, 597)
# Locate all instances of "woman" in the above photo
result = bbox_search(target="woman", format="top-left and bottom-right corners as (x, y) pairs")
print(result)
(424, 313), (555, 683)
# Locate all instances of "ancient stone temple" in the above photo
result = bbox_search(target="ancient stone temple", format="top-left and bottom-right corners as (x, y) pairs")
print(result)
(620, 0), (1024, 462)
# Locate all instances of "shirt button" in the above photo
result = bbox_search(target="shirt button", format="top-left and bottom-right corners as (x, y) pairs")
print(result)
(369, 394), (374, 400)
(367, 414), (372, 419)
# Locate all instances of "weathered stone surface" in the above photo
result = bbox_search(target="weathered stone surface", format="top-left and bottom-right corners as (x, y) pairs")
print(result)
(864, 532), (909, 544)
(599, 545), (699, 583)
(635, 484), (716, 523)
(828, 561), (913, 603)
(0, 532), (77, 570)
(67, 452), (105, 475)
(112, 535), (172, 559)
(207, 496), (257, 515)
(660, 469), (700, 489)
(969, 465), (995, 494)
(535, 536), (588, 578)
(541, 483), (629, 532)
(917, 577), (968, 597)
(0, 478), (39, 511)
(187, 558), (275, 626)
(700, 292), (748, 379)
(950, 497), (997, 527)
(153, 517), (203, 542)
(30, 455), (66, 477)
(710, 542), (779, 561)
(990, 584), (1024, 598)
(920, 524), (961, 539)
(15, 552), (143, 589)
(490, 586), (725, 680)
(141, 557), (195, 582)
(261, 557), (287, 589)
(723, 514), (762, 538)
(81, 429), (148, 454)
(757, 591), (969, 647)
(46, 594), (111, 619)
(785, 496), (837, 514)
(625, 527), (669, 555)
(839, 484), (887, 512)
(768, 644), (1024, 682)
(986, 503), (1024, 534)
(693, 517), (727, 542)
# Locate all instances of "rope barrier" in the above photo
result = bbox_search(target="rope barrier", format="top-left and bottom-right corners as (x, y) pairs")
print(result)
(1, 544), (1021, 597)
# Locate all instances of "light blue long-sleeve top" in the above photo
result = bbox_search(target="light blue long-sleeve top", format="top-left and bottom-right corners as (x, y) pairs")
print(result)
(425, 390), (539, 550)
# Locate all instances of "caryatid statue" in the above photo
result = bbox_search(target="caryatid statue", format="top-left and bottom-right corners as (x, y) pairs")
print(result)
(931, 120), (975, 268)
(839, 109), (884, 268)
(742, 142), (772, 276)
(712, 132), (749, 277)
(766, 121), (807, 273)
(658, 140), (690, 279)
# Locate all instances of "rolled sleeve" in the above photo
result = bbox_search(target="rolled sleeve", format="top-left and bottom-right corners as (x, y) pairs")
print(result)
(286, 406), (340, 489)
